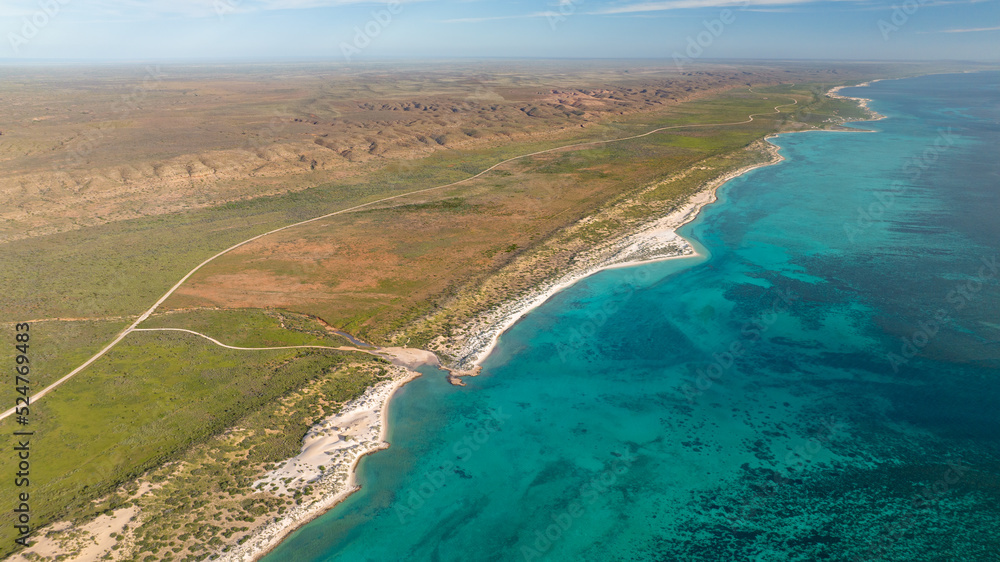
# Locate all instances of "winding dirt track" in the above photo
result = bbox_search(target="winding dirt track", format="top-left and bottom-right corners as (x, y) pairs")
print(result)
(0, 94), (798, 422)
(131, 327), (361, 352)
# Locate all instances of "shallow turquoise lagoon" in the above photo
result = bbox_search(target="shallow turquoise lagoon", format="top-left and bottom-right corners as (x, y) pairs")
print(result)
(266, 72), (1000, 561)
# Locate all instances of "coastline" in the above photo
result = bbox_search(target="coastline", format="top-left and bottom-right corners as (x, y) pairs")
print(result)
(224, 140), (787, 562)
(443, 80), (888, 376)
(224, 82), (881, 561)
(445, 137), (786, 376)
(224, 365), (423, 562)
(827, 80), (887, 122)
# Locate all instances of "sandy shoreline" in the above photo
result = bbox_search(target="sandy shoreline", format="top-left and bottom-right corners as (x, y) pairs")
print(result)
(217, 83), (878, 561)
(220, 364), (423, 562)
(222, 141), (786, 562)
(444, 139), (786, 375)
(827, 80), (887, 122)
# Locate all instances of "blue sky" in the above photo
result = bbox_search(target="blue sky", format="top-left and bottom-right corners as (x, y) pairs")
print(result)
(2, 0), (998, 61)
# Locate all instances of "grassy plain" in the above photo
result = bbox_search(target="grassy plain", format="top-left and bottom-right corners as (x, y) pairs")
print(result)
(99, 357), (390, 562)
(166, 85), (819, 344)
(140, 308), (361, 348)
(0, 325), (383, 554)
(0, 320), (128, 390)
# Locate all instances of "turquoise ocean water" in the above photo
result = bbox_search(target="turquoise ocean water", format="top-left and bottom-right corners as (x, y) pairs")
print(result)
(265, 72), (1000, 561)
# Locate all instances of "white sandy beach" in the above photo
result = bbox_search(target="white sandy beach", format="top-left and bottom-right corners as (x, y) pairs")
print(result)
(445, 82), (885, 375)
(224, 362), (422, 562)
(13, 355), (429, 562)
(428, 84), (895, 385)
(443, 139), (786, 376)
(827, 80), (887, 122)
(223, 145), (787, 561)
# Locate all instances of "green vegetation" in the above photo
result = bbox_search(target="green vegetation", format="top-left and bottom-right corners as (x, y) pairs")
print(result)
(165, 86), (816, 346)
(141, 308), (359, 349)
(0, 328), (382, 557)
(4, 320), (129, 389)
(120, 360), (388, 560)
(398, 85), (836, 348)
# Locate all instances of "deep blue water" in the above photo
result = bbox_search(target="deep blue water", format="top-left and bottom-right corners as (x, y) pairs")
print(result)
(265, 72), (1000, 561)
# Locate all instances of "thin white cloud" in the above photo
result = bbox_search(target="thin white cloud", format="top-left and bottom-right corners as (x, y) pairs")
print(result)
(910, 0), (991, 5)
(442, 11), (562, 23)
(590, 0), (855, 13)
(442, 0), (584, 23)
(0, 0), (424, 20)
(851, 0), (991, 10)
(921, 25), (1000, 33)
